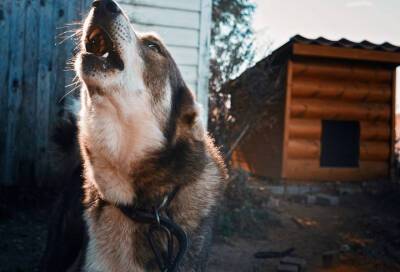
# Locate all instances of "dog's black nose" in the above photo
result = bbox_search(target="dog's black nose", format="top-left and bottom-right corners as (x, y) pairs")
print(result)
(92, 0), (120, 14)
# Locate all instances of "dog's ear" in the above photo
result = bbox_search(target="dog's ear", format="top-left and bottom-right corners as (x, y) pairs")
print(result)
(175, 86), (205, 142)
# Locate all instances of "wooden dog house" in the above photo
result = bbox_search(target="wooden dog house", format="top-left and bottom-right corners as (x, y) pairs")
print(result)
(231, 35), (400, 182)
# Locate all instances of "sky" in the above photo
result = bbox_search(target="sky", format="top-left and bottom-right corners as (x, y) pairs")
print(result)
(252, 0), (400, 111)
(252, 0), (400, 59)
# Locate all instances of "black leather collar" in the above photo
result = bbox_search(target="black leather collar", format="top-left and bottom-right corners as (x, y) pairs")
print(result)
(106, 186), (188, 272)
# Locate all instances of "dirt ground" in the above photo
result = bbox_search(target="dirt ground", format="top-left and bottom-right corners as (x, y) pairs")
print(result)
(1, 180), (400, 272)
(208, 177), (400, 272)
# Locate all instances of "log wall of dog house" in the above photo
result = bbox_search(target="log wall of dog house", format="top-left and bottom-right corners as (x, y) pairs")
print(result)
(282, 59), (394, 181)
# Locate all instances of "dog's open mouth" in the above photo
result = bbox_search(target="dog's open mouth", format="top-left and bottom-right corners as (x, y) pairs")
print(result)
(85, 26), (113, 57)
(83, 25), (124, 70)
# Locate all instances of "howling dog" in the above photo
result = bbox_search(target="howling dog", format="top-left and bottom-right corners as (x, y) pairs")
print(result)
(41, 0), (226, 271)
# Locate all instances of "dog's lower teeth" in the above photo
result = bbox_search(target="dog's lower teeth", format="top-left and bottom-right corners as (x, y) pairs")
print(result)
(102, 52), (109, 58)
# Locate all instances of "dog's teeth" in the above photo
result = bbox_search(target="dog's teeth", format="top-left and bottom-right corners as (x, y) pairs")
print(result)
(102, 52), (109, 58)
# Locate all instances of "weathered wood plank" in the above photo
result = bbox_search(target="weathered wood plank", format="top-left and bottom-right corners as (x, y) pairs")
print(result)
(133, 23), (199, 48)
(50, 0), (69, 143)
(122, 4), (200, 30)
(117, 0), (201, 12)
(35, 0), (55, 185)
(0, 0), (12, 184)
(3, 0), (26, 185)
(14, 0), (40, 184)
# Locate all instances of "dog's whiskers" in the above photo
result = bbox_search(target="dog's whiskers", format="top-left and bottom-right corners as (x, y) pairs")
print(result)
(56, 29), (82, 45)
(65, 80), (79, 88)
(58, 33), (79, 45)
(55, 21), (83, 45)
(59, 74), (80, 103)
(58, 21), (83, 28)
(64, 55), (78, 72)
(59, 83), (81, 104)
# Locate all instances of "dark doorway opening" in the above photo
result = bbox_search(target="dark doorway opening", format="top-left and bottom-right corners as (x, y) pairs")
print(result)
(320, 120), (360, 167)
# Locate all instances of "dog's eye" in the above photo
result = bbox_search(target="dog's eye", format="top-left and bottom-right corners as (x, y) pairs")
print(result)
(146, 42), (161, 53)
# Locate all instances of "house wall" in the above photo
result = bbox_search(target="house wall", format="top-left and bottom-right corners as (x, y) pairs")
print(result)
(282, 58), (394, 181)
(117, 0), (212, 123)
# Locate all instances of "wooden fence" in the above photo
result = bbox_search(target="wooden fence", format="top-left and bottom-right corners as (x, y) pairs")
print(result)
(0, 0), (92, 186)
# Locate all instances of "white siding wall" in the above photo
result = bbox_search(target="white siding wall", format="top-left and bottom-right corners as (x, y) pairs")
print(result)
(117, 0), (211, 124)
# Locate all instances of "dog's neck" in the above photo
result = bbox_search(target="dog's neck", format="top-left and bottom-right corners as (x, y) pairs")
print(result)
(79, 88), (166, 205)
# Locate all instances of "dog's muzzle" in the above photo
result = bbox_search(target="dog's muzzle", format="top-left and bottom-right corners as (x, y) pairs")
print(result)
(82, 0), (124, 71)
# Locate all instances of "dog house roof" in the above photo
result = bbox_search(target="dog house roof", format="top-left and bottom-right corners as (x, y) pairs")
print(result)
(290, 34), (400, 53)
(255, 35), (400, 68)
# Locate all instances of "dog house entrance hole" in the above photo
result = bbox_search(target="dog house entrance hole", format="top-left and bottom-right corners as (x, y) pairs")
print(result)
(320, 120), (360, 167)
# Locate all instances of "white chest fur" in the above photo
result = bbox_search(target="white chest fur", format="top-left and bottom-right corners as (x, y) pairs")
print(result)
(78, 91), (166, 205)
(83, 207), (145, 272)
